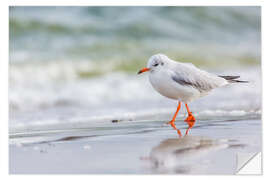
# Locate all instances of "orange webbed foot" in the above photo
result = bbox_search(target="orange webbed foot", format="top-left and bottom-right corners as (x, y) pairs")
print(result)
(184, 113), (196, 128)
(184, 113), (196, 135)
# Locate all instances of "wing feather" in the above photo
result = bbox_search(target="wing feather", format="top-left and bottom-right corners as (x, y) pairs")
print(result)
(170, 62), (226, 93)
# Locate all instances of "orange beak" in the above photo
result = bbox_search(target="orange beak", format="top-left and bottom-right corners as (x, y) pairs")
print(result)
(137, 67), (150, 74)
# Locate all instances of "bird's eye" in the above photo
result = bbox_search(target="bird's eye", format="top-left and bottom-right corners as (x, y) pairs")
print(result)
(153, 63), (159, 67)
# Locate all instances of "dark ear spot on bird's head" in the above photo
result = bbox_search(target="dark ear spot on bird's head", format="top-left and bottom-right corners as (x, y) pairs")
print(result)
(161, 62), (164, 66)
(153, 63), (159, 67)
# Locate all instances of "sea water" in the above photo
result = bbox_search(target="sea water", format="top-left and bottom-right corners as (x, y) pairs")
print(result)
(9, 6), (261, 137)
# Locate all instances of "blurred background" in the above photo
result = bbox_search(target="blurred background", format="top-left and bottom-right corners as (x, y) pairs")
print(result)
(9, 7), (261, 133)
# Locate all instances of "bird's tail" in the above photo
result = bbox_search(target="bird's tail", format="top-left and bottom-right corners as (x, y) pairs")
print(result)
(219, 75), (249, 83)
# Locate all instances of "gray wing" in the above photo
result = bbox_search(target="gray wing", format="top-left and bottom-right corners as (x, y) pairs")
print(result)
(170, 62), (226, 93)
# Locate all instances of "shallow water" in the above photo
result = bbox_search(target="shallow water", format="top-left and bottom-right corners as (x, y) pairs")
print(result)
(9, 114), (261, 174)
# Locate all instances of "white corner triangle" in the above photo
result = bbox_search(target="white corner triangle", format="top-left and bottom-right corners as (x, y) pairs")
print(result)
(236, 152), (262, 175)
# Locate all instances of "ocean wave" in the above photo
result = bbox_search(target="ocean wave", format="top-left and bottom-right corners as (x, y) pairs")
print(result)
(9, 65), (261, 112)
(9, 66), (261, 135)
(10, 7), (260, 63)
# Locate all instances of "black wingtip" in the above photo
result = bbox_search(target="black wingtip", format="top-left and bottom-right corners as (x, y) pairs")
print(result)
(219, 75), (240, 80)
(219, 75), (248, 83)
(230, 80), (249, 83)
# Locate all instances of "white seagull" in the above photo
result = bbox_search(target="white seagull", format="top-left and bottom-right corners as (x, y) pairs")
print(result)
(138, 54), (247, 136)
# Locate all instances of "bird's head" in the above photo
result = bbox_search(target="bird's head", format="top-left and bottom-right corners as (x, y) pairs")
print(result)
(137, 54), (169, 74)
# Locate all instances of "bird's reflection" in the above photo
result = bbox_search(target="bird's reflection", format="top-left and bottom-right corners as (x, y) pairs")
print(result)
(146, 136), (229, 174)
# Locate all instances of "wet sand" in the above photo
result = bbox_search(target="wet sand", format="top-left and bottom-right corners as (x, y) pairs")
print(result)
(9, 114), (261, 174)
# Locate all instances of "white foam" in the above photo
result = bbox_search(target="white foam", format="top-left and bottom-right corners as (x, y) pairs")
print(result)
(9, 66), (261, 134)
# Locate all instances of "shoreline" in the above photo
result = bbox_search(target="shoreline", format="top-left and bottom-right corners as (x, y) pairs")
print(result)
(9, 114), (261, 174)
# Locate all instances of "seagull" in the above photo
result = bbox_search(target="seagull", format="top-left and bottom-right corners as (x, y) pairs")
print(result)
(138, 54), (247, 136)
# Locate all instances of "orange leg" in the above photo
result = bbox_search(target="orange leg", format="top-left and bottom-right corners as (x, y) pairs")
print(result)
(184, 103), (196, 135)
(167, 101), (182, 137)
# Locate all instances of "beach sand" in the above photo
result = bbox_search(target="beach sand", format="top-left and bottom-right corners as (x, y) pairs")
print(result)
(9, 113), (261, 174)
